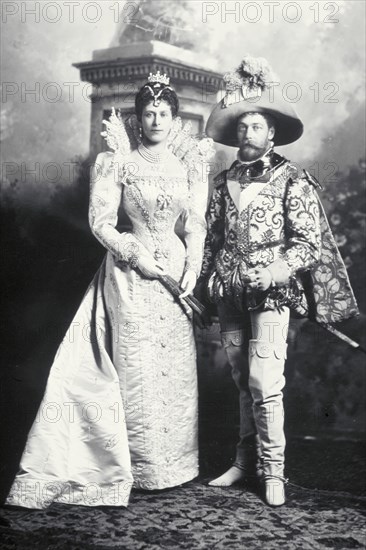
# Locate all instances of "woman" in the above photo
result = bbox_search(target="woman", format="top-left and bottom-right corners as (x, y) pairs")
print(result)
(6, 73), (212, 508)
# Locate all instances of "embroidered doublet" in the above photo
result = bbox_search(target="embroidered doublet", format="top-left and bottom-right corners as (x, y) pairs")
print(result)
(200, 154), (358, 323)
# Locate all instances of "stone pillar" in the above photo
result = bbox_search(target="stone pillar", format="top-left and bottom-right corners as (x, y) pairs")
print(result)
(73, 41), (222, 160)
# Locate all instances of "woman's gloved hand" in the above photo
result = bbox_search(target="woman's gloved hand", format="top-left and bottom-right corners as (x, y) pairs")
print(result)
(179, 269), (197, 299)
(137, 251), (166, 279)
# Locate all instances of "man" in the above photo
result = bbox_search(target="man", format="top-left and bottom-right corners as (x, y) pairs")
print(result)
(198, 56), (358, 506)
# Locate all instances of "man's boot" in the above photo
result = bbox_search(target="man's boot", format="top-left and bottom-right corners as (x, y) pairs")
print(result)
(209, 329), (260, 487)
(233, 433), (263, 485)
(248, 338), (288, 506)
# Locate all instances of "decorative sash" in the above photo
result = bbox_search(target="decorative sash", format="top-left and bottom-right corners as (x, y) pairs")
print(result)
(227, 180), (268, 212)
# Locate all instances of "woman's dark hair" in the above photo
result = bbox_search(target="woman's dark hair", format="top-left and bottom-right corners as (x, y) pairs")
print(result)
(135, 83), (179, 121)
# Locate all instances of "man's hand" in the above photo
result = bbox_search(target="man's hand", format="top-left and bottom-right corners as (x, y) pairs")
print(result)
(179, 270), (197, 299)
(247, 268), (272, 291)
(267, 259), (290, 286)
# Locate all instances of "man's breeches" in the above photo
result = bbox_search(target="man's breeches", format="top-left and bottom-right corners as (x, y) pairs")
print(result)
(218, 303), (290, 476)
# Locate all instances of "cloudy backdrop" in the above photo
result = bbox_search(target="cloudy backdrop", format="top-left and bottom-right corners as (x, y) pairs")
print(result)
(1, 0), (365, 180)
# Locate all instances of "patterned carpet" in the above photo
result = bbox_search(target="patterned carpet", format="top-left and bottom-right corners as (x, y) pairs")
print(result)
(1, 478), (365, 550)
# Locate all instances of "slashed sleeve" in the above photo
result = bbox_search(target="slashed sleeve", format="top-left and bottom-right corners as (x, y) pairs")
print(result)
(282, 175), (322, 275)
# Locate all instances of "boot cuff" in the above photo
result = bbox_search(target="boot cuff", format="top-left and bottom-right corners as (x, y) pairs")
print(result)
(249, 339), (287, 359)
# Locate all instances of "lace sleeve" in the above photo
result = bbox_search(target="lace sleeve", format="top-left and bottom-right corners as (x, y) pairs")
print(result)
(166, 117), (214, 277)
(181, 166), (209, 277)
(89, 152), (143, 266)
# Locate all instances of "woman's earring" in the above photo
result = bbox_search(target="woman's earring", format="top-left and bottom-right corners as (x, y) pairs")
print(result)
(139, 126), (142, 140)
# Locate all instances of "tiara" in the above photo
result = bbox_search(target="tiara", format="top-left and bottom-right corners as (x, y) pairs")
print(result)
(147, 71), (170, 86)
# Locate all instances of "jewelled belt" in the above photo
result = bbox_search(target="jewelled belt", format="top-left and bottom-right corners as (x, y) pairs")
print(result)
(207, 239), (286, 310)
(239, 239), (284, 255)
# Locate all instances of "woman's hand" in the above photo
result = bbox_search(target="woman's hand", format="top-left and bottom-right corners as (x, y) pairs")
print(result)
(247, 268), (272, 291)
(137, 252), (166, 279)
(179, 269), (197, 299)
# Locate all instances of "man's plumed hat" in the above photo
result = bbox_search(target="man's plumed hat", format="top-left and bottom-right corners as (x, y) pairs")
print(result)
(206, 55), (303, 147)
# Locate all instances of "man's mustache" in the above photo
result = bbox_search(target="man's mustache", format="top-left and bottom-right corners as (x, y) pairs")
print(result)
(241, 141), (261, 149)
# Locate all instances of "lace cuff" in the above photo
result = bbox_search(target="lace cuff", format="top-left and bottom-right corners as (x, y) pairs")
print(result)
(119, 241), (140, 268)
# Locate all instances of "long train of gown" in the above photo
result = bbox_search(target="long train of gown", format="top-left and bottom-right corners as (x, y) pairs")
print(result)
(6, 148), (207, 508)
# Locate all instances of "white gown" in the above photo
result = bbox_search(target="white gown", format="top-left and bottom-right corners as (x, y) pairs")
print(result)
(6, 145), (208, 508)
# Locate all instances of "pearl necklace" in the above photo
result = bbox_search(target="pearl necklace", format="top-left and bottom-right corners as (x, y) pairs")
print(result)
(138, 142), (169, 164)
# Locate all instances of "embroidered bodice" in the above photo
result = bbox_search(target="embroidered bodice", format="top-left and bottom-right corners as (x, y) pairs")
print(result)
(89, 146), (208, 276)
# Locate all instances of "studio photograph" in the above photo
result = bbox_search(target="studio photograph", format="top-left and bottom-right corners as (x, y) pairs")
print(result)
(1, 1), (365, 548)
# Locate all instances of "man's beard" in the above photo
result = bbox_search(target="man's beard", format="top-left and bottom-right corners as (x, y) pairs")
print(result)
(239, 142), (267, 162)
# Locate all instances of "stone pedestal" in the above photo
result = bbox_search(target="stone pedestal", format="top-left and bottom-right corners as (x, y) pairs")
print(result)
(73, 40), (222, 160)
